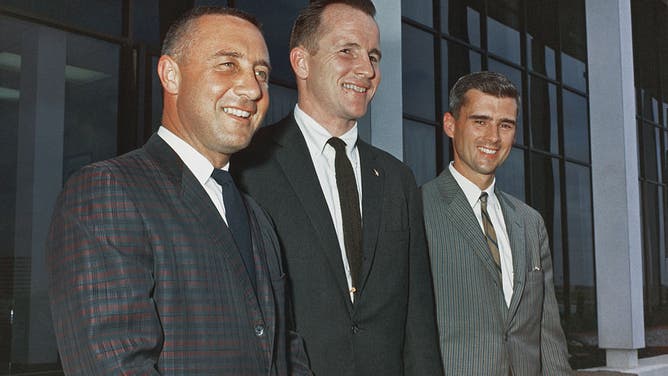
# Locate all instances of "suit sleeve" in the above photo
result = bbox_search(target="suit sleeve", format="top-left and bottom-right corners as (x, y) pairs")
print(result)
(46, 167), (162, 375)
(403, 173), (445, 376)
(537, 217), (574, 375)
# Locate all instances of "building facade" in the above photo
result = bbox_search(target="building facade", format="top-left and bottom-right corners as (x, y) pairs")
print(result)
(0, 0), (666, 373)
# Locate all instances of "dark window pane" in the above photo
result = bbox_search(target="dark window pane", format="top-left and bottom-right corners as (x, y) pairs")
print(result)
(0, 0), (122, 35)
(495, 147), (525, 201)
(441, 0), (482, 47)
(641, 182), (663, 311)
(441, 131), (452, 173)
(632, 0), (660, 123)
(487, 0), (521, 64)
(560, 0), (587, 92)
(526, 0), (558, 79)
(265, 84), (297, 126)
(402, 0), (432, 27)
(562, 89), (589, 162)
(564, 162), (595, 328)
(488, 59), (524, 145)
(236, 0), (307, 83)
(530, 154), (563, 287)
(640, 122), (661, 182)
(441, 40), (481, 113)
(402, 24), (435, 121)
(529, 76), (559, 153)
(132, 0), (160, 46)
(403, 119), (436, 186)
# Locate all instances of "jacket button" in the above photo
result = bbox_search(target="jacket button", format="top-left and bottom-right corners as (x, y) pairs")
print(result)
(351, 324), (360, 334)
(255, 325), (265, 337)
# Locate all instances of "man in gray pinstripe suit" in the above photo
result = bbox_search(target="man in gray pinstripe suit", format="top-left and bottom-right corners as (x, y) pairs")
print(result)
(422, 71), (573, 375)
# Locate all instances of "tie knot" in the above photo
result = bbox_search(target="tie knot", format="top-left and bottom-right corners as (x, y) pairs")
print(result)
(479, 192), (489, 205)
(327, 137), (347, 153)
(211, 169), (233, 187)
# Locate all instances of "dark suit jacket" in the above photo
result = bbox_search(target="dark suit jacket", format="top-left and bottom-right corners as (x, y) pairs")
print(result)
(421, 168), (573, 375)
(47, 135), (311, 375)
(231, 115), (443, 376)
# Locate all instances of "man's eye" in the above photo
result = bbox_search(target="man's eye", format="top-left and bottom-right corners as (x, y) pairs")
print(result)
(255, 70), (269, 82)
(340, 48), (351, 54)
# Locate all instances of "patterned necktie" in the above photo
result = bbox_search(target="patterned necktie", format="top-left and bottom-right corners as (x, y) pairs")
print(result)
(327, 137), (363, 295)
(211, 169), (256, 289)
(480, 192), (501, 271)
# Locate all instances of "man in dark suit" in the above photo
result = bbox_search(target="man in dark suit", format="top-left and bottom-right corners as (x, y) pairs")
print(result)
(422, 71), (573, 375)
(231, 1), (443, 375)
(46, 7), (310, 375)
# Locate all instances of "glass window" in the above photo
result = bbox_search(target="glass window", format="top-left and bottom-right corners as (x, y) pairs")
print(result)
(403, 119), (436, 186)
(236, 0), (307, 83)
(526, 0), (558, 79)
(265, 83), (297, 126)
(0, 0), (122, 35)
(402, 0), (432, 27)
(441, 0), (482, 47)
(441, 40), (481, 112)
(559, 0), (587, 92)
(487, 0), (521, 64)
(441, 130), (452, 171)
(530, 154), (563, 287)
(402, 24), (435, 121)
(562, 89), (589, 162)
(132, 0), (161, 46)
(640, 122), (662, 182)
(495, 147), (525, 201)
(565, 162), (594, 287)
(529, 76), (559, 154)
(488, 59), (524, 145)
(641, 182), (663, 308)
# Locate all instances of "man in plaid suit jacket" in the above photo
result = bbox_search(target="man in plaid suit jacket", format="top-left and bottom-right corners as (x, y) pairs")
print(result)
(46, 7), (311, 375)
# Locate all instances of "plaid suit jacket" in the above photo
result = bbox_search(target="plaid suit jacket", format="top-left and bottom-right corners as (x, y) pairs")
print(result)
(422, 169), (573, 375)
(47, 135), (311, 375)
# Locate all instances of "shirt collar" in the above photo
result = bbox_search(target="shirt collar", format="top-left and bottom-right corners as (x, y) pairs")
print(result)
(157, 126), (229, 185)
(448, 161), (496, 208)
(294, 104), (358, 158)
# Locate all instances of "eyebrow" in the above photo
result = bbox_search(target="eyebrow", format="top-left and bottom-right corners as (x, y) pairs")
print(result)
(211, 50), (272, 70)
(469, 114), (517, 125)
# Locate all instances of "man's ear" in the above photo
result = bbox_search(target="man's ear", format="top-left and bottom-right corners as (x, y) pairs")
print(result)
(157, 55), (180, 94)
(290, 47), (309, 80)
(443, 112), (456, 138)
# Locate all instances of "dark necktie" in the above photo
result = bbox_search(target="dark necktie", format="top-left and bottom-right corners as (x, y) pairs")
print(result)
(211, 169), (256, 289)
(480, 192), (501, 271)
(327, 137), (363, 295)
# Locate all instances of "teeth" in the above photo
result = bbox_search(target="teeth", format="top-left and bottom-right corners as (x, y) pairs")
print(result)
(479, 146), (497, 155)
(343, 83), (367, 93)
(223, 107), (251, 118)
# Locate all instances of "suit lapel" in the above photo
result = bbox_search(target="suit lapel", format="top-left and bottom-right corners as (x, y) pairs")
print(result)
(437, 169), (502, 288)
(272, 118), (353, 312)
(144, 135), (262, 315)
(357, 141), (384, 295)
(498, 191), (527, 325)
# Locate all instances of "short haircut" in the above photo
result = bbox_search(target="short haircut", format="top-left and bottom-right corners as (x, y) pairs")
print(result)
(161, 6), (262, 61)
(448, 71), (520, 118)
(289, 0), (376, 53)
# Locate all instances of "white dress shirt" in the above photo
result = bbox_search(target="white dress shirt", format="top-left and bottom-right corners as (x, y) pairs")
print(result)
(294, 104), (363, 301)
(449, 162), (514, 307)
(157, 126), (230, 224)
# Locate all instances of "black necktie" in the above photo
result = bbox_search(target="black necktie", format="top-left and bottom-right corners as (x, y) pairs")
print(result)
(327, 137), (363, 295)
(211, 169), (256, 289)
(480, 192), (501, 271)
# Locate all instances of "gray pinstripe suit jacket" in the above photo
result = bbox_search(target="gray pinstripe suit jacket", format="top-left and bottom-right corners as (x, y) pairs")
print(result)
(421, 169), (573, 375)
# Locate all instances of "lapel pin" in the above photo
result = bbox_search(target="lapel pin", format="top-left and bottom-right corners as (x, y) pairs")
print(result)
(372, 168), (380, 177)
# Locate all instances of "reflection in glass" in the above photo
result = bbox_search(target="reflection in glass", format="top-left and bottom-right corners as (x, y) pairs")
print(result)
(560, 0), (587, 92)
(441, 0), (482, 47)
(402, 0), (432, 27)
(562, 90), (589, 162)
(495, 147), (525, 201)
(402, 24), (435, 121)
(236, 0), (306, 83)
(564, 162), (595, 334)
(529, 76), (559, 154)
(488, 59), (524, 145)
(526, 0), (558, 79)
(530, 154), (563, 287)
(487, 0), (521, 64)
(403, 119), (436, 186)
(640, 122), (662, 182)
(441, 40), (481, 112)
